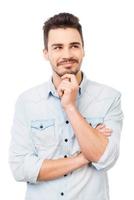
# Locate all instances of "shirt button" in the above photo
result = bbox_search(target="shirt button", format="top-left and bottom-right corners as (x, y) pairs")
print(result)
(66, 120), (69, 124)
(61, 192), (64, 196)
(40, 125), (43, 129)
(64, 138), (68, 142)
(64, 155), (67, 158)
(64, 174), (67, 177)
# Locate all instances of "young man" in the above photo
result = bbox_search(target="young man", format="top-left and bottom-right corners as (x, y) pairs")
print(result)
(9, 13), (123, 200)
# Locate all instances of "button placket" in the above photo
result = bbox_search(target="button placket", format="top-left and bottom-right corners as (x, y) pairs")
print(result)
(61, 119), (71, 180)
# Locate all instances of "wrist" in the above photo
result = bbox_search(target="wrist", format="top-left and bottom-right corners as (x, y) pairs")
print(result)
(74, 153), (89, 167)
(64, 104), (77, 113)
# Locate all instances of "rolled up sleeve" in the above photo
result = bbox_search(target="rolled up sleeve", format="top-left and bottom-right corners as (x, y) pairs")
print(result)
(92, 92), (123, 171)
(9, 96), (44, 184)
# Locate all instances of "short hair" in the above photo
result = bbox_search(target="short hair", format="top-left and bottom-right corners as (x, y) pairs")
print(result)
(43, 12), (84, 50)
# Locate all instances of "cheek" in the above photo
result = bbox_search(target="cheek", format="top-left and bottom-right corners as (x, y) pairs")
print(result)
(50, 51), (59, 59)
(74, 49), (84, 58)
(49, 55), (59, 66)
(48, 53), (56, 62)
(77, 52), (84, 61)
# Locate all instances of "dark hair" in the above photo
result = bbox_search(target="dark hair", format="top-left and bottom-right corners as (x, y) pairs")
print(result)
(43, 12), (84, 49)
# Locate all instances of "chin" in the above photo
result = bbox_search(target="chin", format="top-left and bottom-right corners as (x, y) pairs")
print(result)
(53, 66), (80, 77)
(60, 69), (79, 76)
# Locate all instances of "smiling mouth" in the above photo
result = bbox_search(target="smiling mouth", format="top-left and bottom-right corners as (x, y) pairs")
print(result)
(62, 62), (74, 66)
(58, 61), (77, 67)
(57, 58), (78, 67)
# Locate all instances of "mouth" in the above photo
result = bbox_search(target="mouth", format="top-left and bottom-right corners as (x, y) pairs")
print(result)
(61, 62), (74, 68)
(57, 60), (78, 67)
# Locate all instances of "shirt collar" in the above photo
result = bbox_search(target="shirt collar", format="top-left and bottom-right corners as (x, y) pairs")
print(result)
(46, 72), (89, 99)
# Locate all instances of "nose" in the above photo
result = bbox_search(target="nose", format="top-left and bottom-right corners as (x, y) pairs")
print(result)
(62, 47), (72, 58)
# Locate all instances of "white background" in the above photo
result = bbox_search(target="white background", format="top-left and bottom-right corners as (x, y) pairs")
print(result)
(0, 0), (134, 199)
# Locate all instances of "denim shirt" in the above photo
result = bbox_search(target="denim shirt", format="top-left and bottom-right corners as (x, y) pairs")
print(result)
(9, 74), (123, 200)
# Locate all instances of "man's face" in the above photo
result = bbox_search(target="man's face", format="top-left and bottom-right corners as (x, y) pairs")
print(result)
(44, 28), (85, 77)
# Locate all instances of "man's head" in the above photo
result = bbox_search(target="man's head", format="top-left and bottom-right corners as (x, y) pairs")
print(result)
(43, 13), (85, 78)
(43, 12), (84, 50)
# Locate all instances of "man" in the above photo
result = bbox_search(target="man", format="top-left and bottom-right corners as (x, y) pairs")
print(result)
(9, 13), (123, 200)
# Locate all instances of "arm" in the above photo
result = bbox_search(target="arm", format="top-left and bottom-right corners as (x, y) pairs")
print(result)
(65, 106), (109, 162)
(92, 93), (123, 170)
(38, 123), (111, 181)
(37, 153), (89, 181)
(9, 96), (44, 183)
(57, 74), (109, 162)
(57, 74), (123, 168)
(9, 94), (89, 183)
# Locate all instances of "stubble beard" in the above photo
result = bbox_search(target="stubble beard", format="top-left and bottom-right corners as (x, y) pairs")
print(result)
(52, 62), (82, 78)
(53, 68), (80, 77)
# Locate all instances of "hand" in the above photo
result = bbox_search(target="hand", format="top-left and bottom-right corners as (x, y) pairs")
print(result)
(57, 74), (79, 110)
(96, 124), (112, 137)
(74, 152), (90, 165)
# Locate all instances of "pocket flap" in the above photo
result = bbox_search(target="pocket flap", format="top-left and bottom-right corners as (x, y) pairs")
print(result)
(31, 119), (55, 131)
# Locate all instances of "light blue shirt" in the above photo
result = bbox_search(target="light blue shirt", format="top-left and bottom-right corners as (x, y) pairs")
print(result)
(9, 74), (123, 200)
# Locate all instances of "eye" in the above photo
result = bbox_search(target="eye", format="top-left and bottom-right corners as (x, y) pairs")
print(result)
(71, 44), (80, 49)
(53, 46), (62, 50)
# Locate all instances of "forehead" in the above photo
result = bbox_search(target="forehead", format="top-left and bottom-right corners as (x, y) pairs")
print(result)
(48, 28), (82, 46)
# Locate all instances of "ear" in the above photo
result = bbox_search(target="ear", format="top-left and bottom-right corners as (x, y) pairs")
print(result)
(43, 49), (49, 60)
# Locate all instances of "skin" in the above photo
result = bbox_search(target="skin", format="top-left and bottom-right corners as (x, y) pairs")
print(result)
(44, 28), (84, 87)
(37, 28), (112, 181)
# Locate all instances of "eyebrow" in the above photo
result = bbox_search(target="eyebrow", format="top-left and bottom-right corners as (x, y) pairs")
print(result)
(51, 43), (63, 47)
(70, 42), (81, 46)
(51, 42), (81, 47)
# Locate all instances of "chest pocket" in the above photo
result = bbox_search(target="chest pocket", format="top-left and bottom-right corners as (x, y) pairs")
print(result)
(31, 119), (56, 149)
(85, 117), (104, 128)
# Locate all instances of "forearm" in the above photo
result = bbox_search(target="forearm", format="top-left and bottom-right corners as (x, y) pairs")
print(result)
(65, 106), (108, 162)
(37, 153), (89, 181)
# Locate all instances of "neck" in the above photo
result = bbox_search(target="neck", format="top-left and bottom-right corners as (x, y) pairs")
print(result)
(52, 71), (83, 90)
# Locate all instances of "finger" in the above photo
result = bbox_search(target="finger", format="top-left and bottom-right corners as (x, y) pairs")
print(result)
(60, 80), (72, 86)
(105, 128), (112, 132)
(57, 85), (64, 97)
(100, 129), (112, 137)
(57, 85), (72, 97)
(58, 89), (64, 97)
(96, 124), (112, 132)
(58, 81), (76, 95)
(96, 124), (105, 129)
(58, 82), (72, 92)
(61, 74), (78, 84)
(61, 74), (73, 80)
(99, 128), (112, 133)
(102, 132), (111, 136)
(63, 77), (71, 82)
